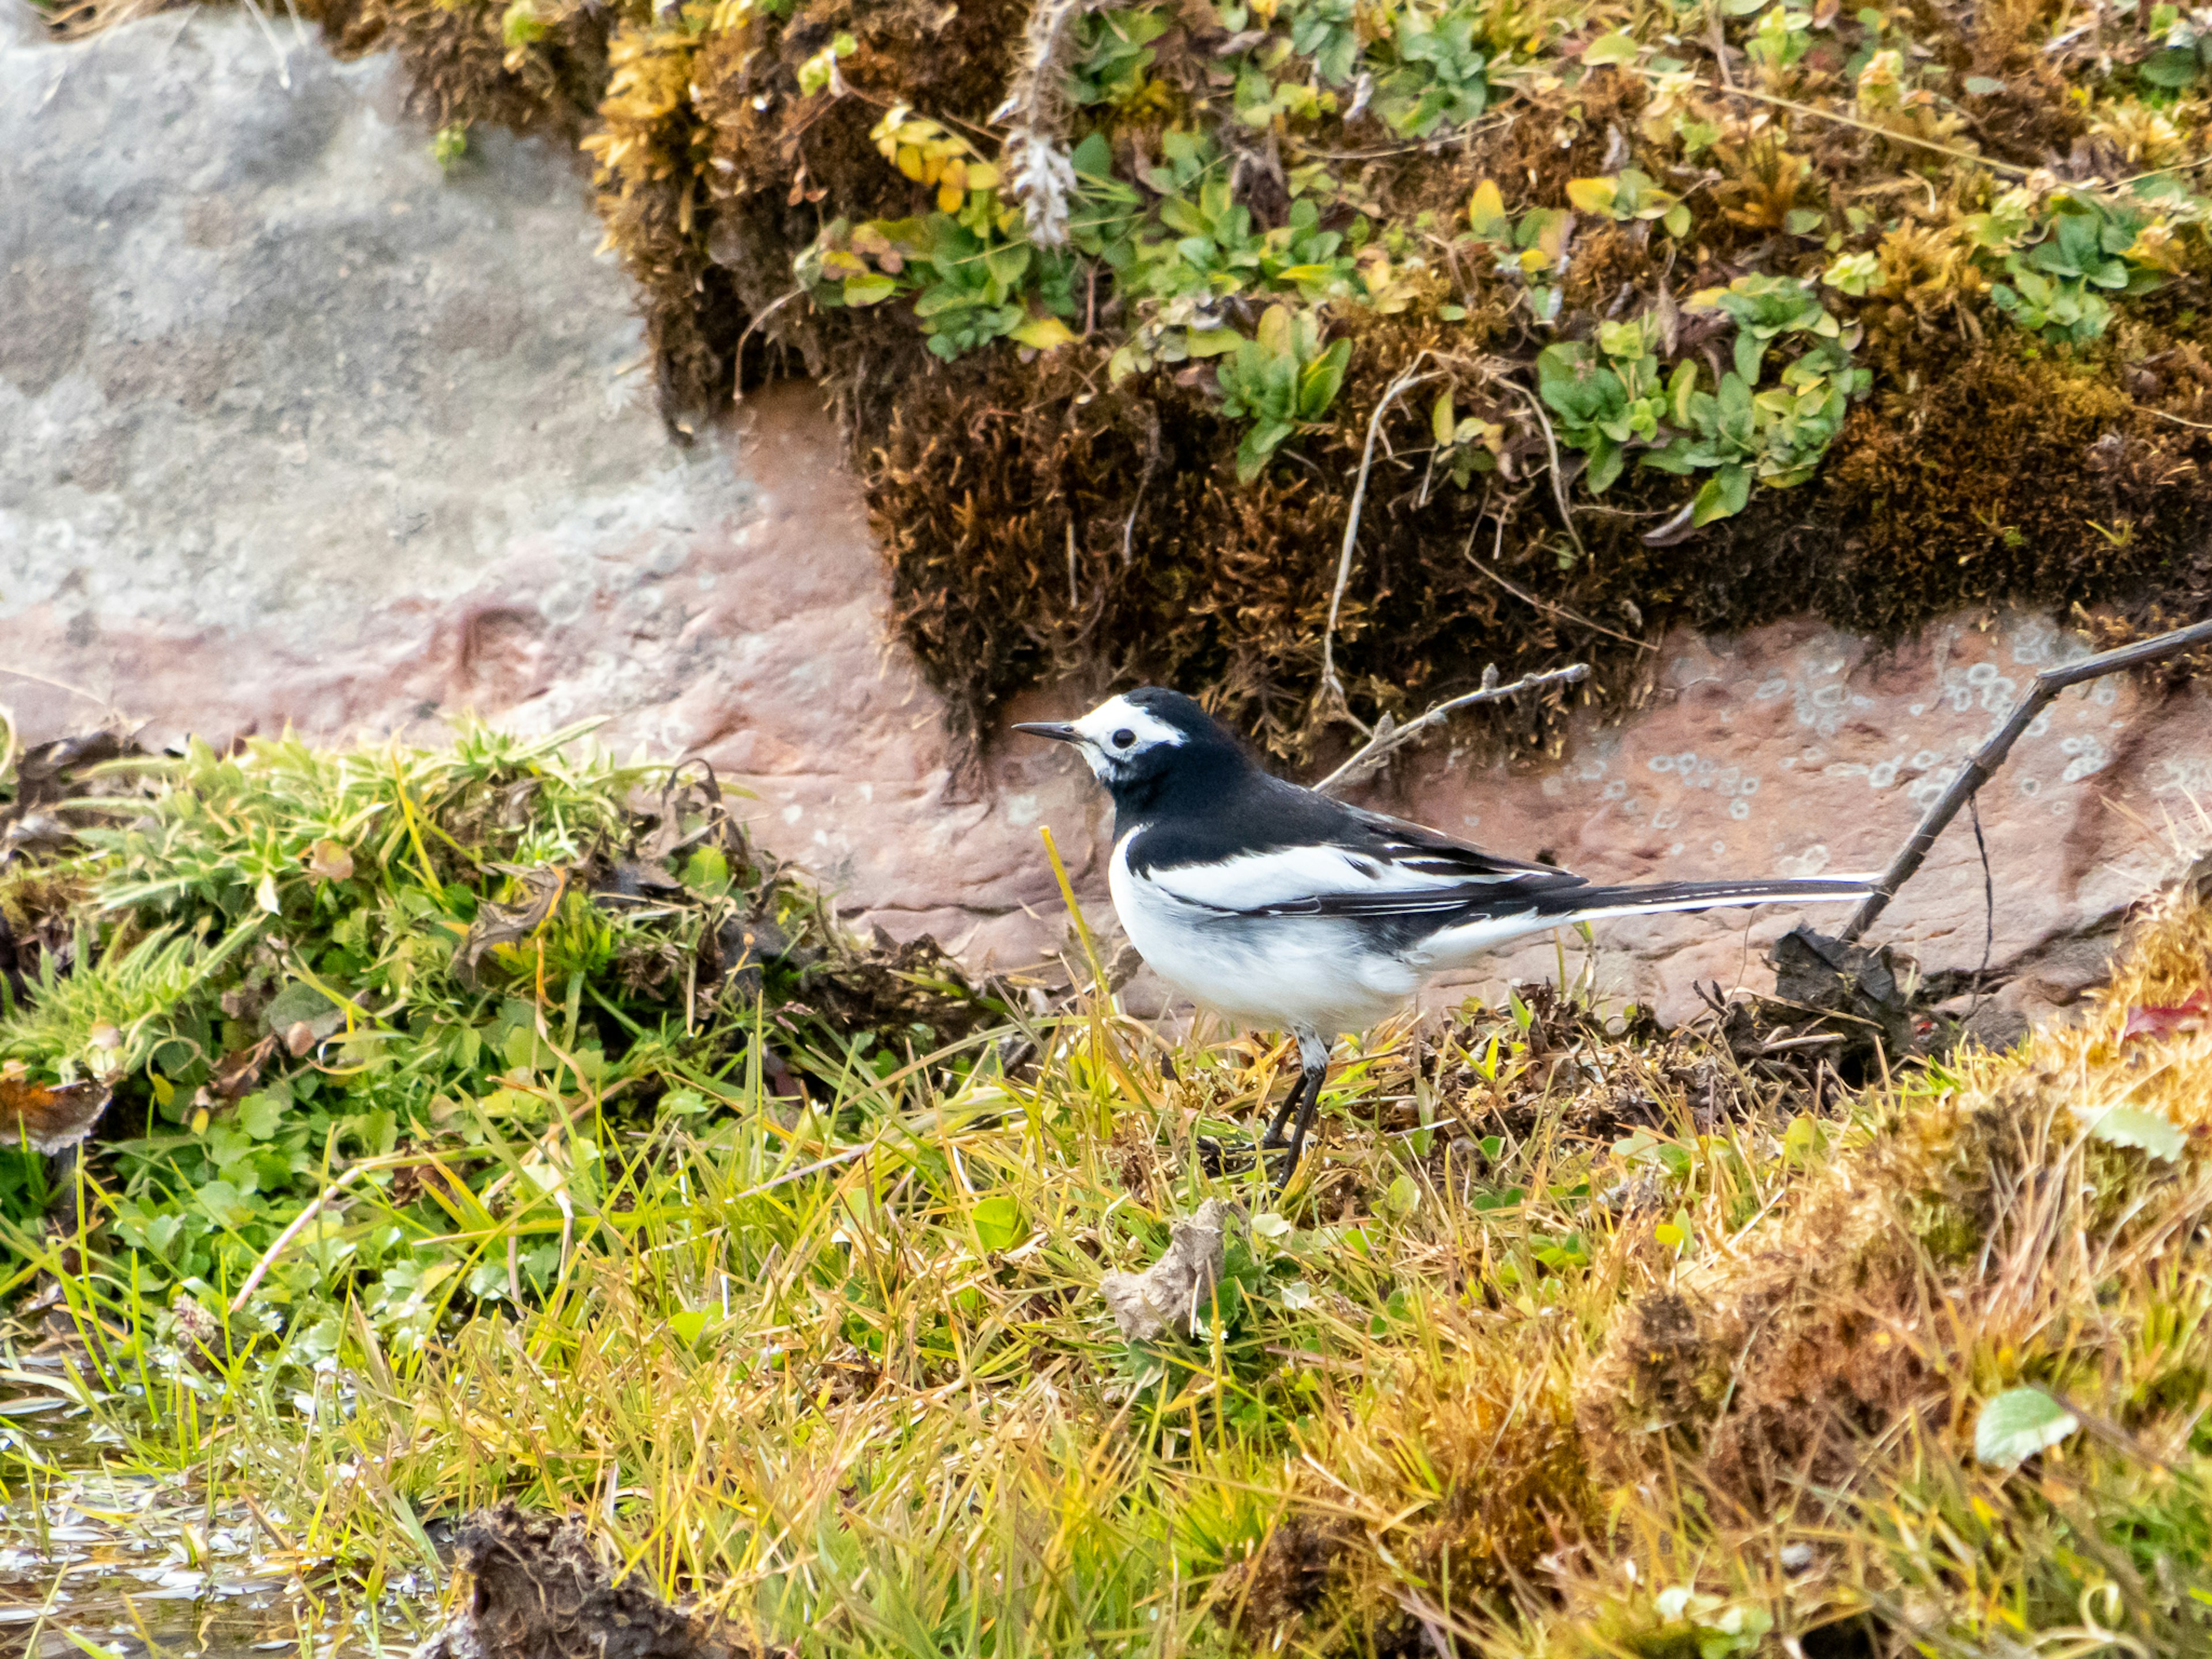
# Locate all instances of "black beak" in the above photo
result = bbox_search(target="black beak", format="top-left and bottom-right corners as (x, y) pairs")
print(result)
(1013, 722), (1082, 743)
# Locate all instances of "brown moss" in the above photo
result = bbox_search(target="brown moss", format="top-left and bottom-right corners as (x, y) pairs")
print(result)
(305, 0), (612, 134)
(1225, 1343), (1590, 1653)
(1581, 876), (2212, 1523)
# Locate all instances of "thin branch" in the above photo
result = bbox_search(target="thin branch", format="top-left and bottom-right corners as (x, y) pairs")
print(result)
(2137, 402), (2212, 431)
(1842, 616), (2212, 941)
(729, 290), (806, 403)
(1323, 362), (1444, 722)
(1465, 516), (1654, 652)
(228, 1153), (419, 1313)
(1656, 71), (2033, 180)
(1492, 377), (1586, 563)
(1313, 661), (1591, 796)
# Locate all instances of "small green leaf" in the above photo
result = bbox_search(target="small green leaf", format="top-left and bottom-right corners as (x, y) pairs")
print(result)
(681, 845), (731, 896)
(2085, 1106), (2185, 1162)
(1975, 1387), (2079, 1467)
(669, 1309), (711, 1346)
(1581, 30), (1639, 65)
(1963, 74), (2005, 96)
(1252, 1211), (1292, 1238)
(972, 1194), (1027, 1252)
(238, 1092), (285, 1141)
(1011, 313), (1078, 349)
(1384, 1173), (1421, 1215)
(2139, 47), (2201, 89)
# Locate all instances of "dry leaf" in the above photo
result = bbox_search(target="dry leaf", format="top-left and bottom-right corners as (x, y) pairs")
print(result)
(1099, 1198), (1230, 1340)
(306, 839), (356, 882)
(0, 1077), (113, 1155)
(2123, 990), (2210, 1041)
(451, 865), (566, 987)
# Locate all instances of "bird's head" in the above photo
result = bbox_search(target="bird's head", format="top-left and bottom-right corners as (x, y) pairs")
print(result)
(1014, 688), (1248, 807)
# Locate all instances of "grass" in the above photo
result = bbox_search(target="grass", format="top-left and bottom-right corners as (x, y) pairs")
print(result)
(3, 729), (2211, 1656)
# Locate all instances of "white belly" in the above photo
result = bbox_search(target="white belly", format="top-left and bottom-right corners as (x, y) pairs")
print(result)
(1107, 833), (1421, 1037)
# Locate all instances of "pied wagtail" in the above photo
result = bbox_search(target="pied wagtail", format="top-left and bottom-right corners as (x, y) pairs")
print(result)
(1018, 687), (1871, 1187)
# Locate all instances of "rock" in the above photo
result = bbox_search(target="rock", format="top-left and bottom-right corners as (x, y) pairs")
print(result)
(6, 15), (2209, 1035)
(1099, 1198), (1231, 1341)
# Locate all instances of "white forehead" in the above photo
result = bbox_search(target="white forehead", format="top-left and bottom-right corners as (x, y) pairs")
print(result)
(1073, 694), (1185, 750)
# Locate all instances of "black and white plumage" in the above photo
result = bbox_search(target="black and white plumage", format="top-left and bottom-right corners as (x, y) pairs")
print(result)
(1017, 687), (1872, 1186)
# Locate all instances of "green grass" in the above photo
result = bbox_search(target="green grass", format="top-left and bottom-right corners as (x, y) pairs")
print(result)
(4, 730), (2212, 1657)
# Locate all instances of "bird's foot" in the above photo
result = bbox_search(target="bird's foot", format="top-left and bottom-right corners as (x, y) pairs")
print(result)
(1195, 1136), (1263, 1179)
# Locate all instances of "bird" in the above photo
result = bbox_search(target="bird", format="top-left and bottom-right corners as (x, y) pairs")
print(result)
(1016, 687), (1872, 1188)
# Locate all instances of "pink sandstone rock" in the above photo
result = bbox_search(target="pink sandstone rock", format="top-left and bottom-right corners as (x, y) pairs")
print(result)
(7, 13), (2205, 1040)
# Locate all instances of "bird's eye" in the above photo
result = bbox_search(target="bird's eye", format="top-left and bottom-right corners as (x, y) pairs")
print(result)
(1112, 729), (1136, 749)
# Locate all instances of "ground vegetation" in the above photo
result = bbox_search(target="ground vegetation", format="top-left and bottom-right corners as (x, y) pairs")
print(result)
(2, 728), (2210, 1655)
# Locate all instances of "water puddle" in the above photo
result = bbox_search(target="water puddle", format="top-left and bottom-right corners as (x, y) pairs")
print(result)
(0, 1358), (435, 1658)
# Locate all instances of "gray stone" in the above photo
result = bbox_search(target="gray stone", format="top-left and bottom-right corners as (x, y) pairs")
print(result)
(2, 7), (748, 747)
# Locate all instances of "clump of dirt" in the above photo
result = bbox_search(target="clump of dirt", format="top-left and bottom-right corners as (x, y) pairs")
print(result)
(422, 1502), (783, 1659)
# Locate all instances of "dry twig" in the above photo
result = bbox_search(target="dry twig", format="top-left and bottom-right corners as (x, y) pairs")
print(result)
(1843, 616), (2212, 941)
(1313, 661), (1590, 795)
(1321, 361), (1444, 723)
(1465, 517), (1653, 652)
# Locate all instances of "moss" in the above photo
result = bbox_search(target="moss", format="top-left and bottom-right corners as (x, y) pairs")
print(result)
(1579, 872), (2212, 1529)
(1226, 1341), (1592, 1654)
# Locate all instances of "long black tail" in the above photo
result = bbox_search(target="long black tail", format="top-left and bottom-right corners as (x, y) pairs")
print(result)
(1426, 875), (1873, 964)
(1550, 876), (1875, 920)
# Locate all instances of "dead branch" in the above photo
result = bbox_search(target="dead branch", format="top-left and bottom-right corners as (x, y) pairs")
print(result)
(1313, 660), (1591, 796)
(1321, 360), (1444, 725)
(1842, 616), (2212, 942)
(1465, 516), (1653, 652)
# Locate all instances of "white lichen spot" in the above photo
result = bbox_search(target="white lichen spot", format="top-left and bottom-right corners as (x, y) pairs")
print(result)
(1729, 798), (1750, 820)
(1781, 843), (1833, 877)
(1541, 774), (1566, 798)
(2154, 757), (2212, 794)
(781, 803), (804, 824)
(1003, 792), (1040, 827)
(2059, 735), (2109, 783)
(1602, 778), (1629, 801)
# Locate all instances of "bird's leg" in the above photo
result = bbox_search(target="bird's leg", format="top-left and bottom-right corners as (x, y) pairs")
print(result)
(1270, 1035), (1332, 1192)
(1259, 1067), (1310, 1150)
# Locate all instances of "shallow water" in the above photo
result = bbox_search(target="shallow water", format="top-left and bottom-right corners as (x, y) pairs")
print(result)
(0, 1358), (434, 1659)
